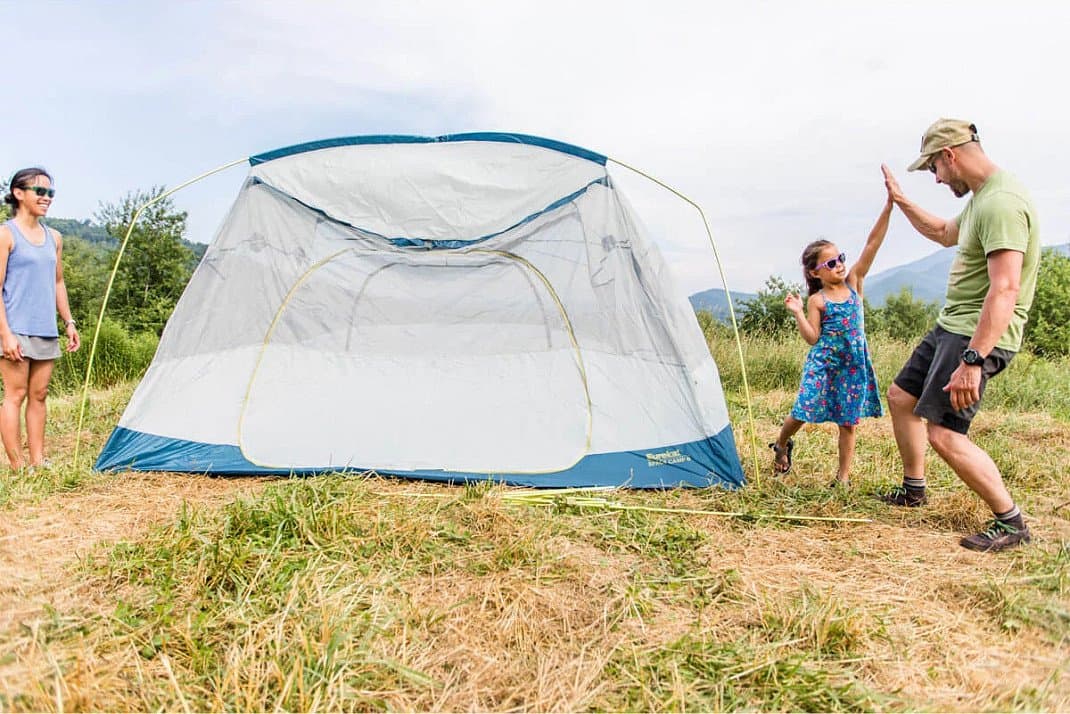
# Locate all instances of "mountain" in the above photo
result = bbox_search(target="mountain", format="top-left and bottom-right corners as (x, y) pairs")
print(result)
(688, 288), (757, 321)
(690, 242), (1070, 314)
(863, 246), (956, 306)
(45, 217), (115, 245)
(864, 242), (1070, 306)
(46, 216), (208, 262)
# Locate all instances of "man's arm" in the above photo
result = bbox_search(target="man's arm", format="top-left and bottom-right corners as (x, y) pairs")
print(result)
(881, 164), (959, 247)
(969, 249), (1022, 357)
(942, 249), (1022, 410)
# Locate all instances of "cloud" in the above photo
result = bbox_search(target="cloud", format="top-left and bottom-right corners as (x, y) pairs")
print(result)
(6, 1), (1070, 295)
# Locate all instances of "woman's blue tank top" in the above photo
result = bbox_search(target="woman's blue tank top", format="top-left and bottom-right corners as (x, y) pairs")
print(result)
(3, 219), (58, 337)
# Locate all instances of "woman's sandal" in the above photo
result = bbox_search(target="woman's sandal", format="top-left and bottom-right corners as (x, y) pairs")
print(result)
(769, 439), (794, 474)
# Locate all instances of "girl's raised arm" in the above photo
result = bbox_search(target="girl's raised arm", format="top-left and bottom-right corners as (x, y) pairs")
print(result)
(848, 197), (893, 292)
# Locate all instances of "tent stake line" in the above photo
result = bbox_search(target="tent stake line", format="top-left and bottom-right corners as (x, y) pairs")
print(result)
(500, 493), (871, 524)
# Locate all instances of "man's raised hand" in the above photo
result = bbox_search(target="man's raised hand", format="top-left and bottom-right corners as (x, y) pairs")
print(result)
(881, 163), (906, 205)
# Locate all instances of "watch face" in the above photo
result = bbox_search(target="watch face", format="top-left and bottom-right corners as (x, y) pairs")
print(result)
(962, 349), (982, 365)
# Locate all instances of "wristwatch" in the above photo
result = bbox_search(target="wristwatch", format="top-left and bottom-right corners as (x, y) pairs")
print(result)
(961, 347), (984, 366)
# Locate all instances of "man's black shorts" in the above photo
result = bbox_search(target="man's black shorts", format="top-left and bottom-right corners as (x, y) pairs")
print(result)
(893, 325), (1015, 434)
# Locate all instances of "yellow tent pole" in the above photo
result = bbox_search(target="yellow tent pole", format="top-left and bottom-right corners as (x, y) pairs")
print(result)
(73, 157), (248, 466)
(607, 158), (762, 486)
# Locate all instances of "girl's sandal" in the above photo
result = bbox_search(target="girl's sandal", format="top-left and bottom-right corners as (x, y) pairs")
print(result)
(769, 439), (794, 474)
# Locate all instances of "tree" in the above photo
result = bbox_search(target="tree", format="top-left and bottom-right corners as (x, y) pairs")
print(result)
(95, 187), (195, 335)
(869, 288), (940, 343)
(0, 173), (9, 222)
(60, 235), (110, 323)
(737, 275), (803, 336)
(1023, 248), (1070, 358)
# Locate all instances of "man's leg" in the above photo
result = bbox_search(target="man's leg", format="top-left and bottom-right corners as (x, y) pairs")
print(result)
(881, 383), (929, 506)
(926, 424), (1015, 509)
(888, 383), (927, 478)
(927, 423), (1029, 551)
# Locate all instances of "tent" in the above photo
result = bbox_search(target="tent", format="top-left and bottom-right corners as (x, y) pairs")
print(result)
(95, 133), (745, 488)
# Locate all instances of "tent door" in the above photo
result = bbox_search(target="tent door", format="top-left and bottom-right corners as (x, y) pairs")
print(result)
(238, 249), (591, 473)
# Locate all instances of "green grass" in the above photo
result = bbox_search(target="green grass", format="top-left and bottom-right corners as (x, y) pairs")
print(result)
(1, 332), (1069, 711)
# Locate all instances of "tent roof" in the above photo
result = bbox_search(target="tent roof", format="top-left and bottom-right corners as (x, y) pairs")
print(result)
(248, 132), (608, 167)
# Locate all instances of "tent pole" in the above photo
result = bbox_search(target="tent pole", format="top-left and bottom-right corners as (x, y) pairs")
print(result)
(607, 158), (763, 486)
(73, 157), (249, 467)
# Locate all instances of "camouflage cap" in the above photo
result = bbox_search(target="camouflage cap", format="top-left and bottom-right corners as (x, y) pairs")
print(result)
(906, 118), (980, 172)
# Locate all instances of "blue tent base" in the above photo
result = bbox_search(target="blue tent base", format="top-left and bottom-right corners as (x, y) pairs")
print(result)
(95, 426), (745, 490)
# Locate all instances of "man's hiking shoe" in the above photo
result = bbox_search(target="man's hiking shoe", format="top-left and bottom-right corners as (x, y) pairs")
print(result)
(877, 485), (927, 507)
(960, 520), (1031, 552)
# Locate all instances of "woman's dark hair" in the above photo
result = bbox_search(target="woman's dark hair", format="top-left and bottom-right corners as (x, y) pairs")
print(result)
(801, 239), (833, 296)
(3, 167), (53, 216)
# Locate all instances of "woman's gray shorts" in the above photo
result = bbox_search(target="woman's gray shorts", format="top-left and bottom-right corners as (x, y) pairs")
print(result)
(14, 334), (61, 361)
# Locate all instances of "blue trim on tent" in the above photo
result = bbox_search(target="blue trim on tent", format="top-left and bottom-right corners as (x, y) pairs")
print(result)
(95, 426), (745, 490)
(249, 173), (608, 250)
(248, 132), (608, 167)
(387, 177), (608, 249)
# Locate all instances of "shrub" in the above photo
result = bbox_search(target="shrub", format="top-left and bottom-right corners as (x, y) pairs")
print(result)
(51, 317), (158, 392)
(1023, 248), (1070, 358)
(737, 276), (803, 337)
(868, 288), (939, 343)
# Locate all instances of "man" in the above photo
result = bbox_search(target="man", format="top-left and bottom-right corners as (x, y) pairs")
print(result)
(880, 118), (1040, 552)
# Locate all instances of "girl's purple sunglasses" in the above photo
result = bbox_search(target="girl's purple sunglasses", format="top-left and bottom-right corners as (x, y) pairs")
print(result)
(817, 253), (846, 270)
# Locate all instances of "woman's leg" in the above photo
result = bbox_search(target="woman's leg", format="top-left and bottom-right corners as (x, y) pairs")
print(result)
(836, 424), (856, 483)
(0, 358), (30, 469)
(26, 359), (55, 466)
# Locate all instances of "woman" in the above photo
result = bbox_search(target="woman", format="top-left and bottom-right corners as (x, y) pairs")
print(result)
(0, 168), (80, 471)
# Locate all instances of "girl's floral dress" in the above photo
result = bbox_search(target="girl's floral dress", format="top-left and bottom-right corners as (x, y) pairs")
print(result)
(791, 286), (882, 426)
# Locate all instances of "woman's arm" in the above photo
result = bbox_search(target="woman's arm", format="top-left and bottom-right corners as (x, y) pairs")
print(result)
(848, 197), (893, 295)
(0, 227), (22, 361)
(54, 231), (80, 352)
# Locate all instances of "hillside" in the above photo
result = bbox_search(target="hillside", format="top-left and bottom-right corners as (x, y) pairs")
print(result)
(692, 242), (1070, 310)
(44, 217), (115, 245)
(864, 241), (1069, 306)
(688, 288), (756, 320)
(47, 216), (208, 261)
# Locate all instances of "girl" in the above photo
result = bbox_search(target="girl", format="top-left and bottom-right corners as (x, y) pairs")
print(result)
(0, 168), (80, 471)
(770, 196), (891, 485)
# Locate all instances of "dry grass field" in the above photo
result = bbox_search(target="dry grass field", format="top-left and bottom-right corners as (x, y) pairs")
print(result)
(1, 334), (1068, 711)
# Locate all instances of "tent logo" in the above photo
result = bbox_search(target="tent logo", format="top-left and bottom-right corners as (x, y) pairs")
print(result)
(645, 449), (691, 468)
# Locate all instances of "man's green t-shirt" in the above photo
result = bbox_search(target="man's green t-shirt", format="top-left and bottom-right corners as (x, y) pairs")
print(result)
(937, 170), (1040, 352)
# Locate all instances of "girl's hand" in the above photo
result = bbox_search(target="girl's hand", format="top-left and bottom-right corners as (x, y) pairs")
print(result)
(881, 164), (906, 206)
(65, 323), (80, 352)
(784, 293), (804, 315)
(1, 331), (22, 362)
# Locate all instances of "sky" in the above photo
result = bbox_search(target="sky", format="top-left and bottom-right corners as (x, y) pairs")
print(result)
(4, 1), (1070, 297)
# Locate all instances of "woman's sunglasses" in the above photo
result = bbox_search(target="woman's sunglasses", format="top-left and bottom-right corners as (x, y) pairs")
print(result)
(19, 186), (56, 198)
(816, 253), (847, 271)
